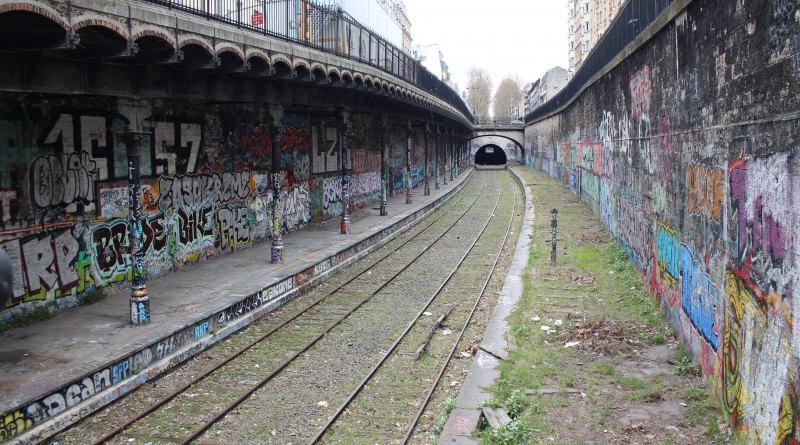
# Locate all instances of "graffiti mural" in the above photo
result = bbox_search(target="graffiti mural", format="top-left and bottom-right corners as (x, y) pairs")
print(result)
(523, 2), (800, 441)
(687, 163), (724, 221)
(0, 105), (368, 322)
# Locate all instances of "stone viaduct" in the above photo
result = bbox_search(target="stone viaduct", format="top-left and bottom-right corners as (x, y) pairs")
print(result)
(0, 0), (472, 320)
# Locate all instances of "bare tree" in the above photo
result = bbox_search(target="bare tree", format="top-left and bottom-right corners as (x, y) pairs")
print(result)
(466, 68), (492, 122)
(493, 76), (524, 121)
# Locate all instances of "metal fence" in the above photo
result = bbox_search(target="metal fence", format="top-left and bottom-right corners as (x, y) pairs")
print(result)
(525, 0), (675, 123)
(150, 0), (472, 121)
(473, 117), (524, 126)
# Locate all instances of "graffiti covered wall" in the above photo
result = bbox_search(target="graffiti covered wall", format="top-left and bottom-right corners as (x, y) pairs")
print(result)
(525, 2), (800, 442)
(0, 98), (390, 322)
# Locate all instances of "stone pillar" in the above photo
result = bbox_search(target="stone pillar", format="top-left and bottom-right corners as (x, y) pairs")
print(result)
(270, 122), (285, 263)
(443, 131), (449, 186)
(380, 117), (388, 216)
(340, 115), (352, 234)
(460, 137), (465, 174)
(450, 132), (455, 182)
(406, 121), (413, 204)
(434, 126), (440, 190)
(119, 128), (150, 325)
(424, 124), (430, 196)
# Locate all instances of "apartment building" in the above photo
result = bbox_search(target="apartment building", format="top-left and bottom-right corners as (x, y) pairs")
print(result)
(567, 0), (623, 77)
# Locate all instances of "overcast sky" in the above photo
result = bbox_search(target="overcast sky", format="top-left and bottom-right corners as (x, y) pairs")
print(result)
(401, 0), (569, 94)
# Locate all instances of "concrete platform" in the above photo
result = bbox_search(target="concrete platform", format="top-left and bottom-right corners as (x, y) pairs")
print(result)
(437, 167), (534, 444)
(0, 170), (472, 445)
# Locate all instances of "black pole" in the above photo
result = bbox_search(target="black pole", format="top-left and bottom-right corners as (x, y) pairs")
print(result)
(340, 115), (351, 233)
(424, 124), (430, 196)
(118, 128), (151, 325)
(434, 126), (440, 190)
(271, 123), (285, 263)
(406, 120), (412, 204)
(380, 118), (388, 216)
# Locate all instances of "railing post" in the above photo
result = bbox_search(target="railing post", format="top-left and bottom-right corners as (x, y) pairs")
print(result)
(551, 209), (558, 262)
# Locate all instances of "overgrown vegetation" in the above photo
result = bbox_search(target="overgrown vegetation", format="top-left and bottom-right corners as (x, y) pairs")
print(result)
(0, 305), (53, 333)
(477, 167), (727, 444)
(79, 288), (106, 306)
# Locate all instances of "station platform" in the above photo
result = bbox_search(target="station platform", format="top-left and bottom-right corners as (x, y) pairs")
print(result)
(0, 169), (473, 444)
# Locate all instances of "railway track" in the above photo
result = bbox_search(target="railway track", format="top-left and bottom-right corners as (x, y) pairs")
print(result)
(310, 169), (518, 444)
(52, 170), (521, 445)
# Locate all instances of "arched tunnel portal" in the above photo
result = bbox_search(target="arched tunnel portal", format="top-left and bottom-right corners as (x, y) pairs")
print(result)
(474, 144), (507, 166)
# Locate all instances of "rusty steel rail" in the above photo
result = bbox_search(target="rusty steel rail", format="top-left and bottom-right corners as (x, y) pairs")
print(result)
(307, 173), (512, 444)
(89, 179), (481, 445)
(180, 178), (487, 444)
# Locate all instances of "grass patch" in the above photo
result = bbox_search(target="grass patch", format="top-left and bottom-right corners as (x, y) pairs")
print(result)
(595, 361), (615, 375)
(79, 288), (106, 306)
(0, 306), (53, 333)
(489, 167), (729, 444)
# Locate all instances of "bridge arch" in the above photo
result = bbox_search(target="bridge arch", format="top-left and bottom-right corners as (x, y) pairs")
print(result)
(468, 133), (524, 163)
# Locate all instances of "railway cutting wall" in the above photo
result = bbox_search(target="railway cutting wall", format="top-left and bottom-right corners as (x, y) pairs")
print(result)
(524, 1), (800, 442)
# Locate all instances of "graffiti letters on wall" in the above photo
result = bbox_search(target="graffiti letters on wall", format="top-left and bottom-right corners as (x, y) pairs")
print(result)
(525, 49), (800, 442)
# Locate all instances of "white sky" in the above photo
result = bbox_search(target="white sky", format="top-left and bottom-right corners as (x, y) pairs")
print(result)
(401, 0), (569, 94)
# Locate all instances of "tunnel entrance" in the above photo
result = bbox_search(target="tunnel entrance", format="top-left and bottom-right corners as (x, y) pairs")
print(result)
(475, 144), (507, 166)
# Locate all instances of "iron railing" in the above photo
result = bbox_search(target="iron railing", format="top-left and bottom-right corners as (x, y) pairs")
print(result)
(150, 0), (472, 122)
(473, 117), (524, 126)
(525, 0), (676, 123)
